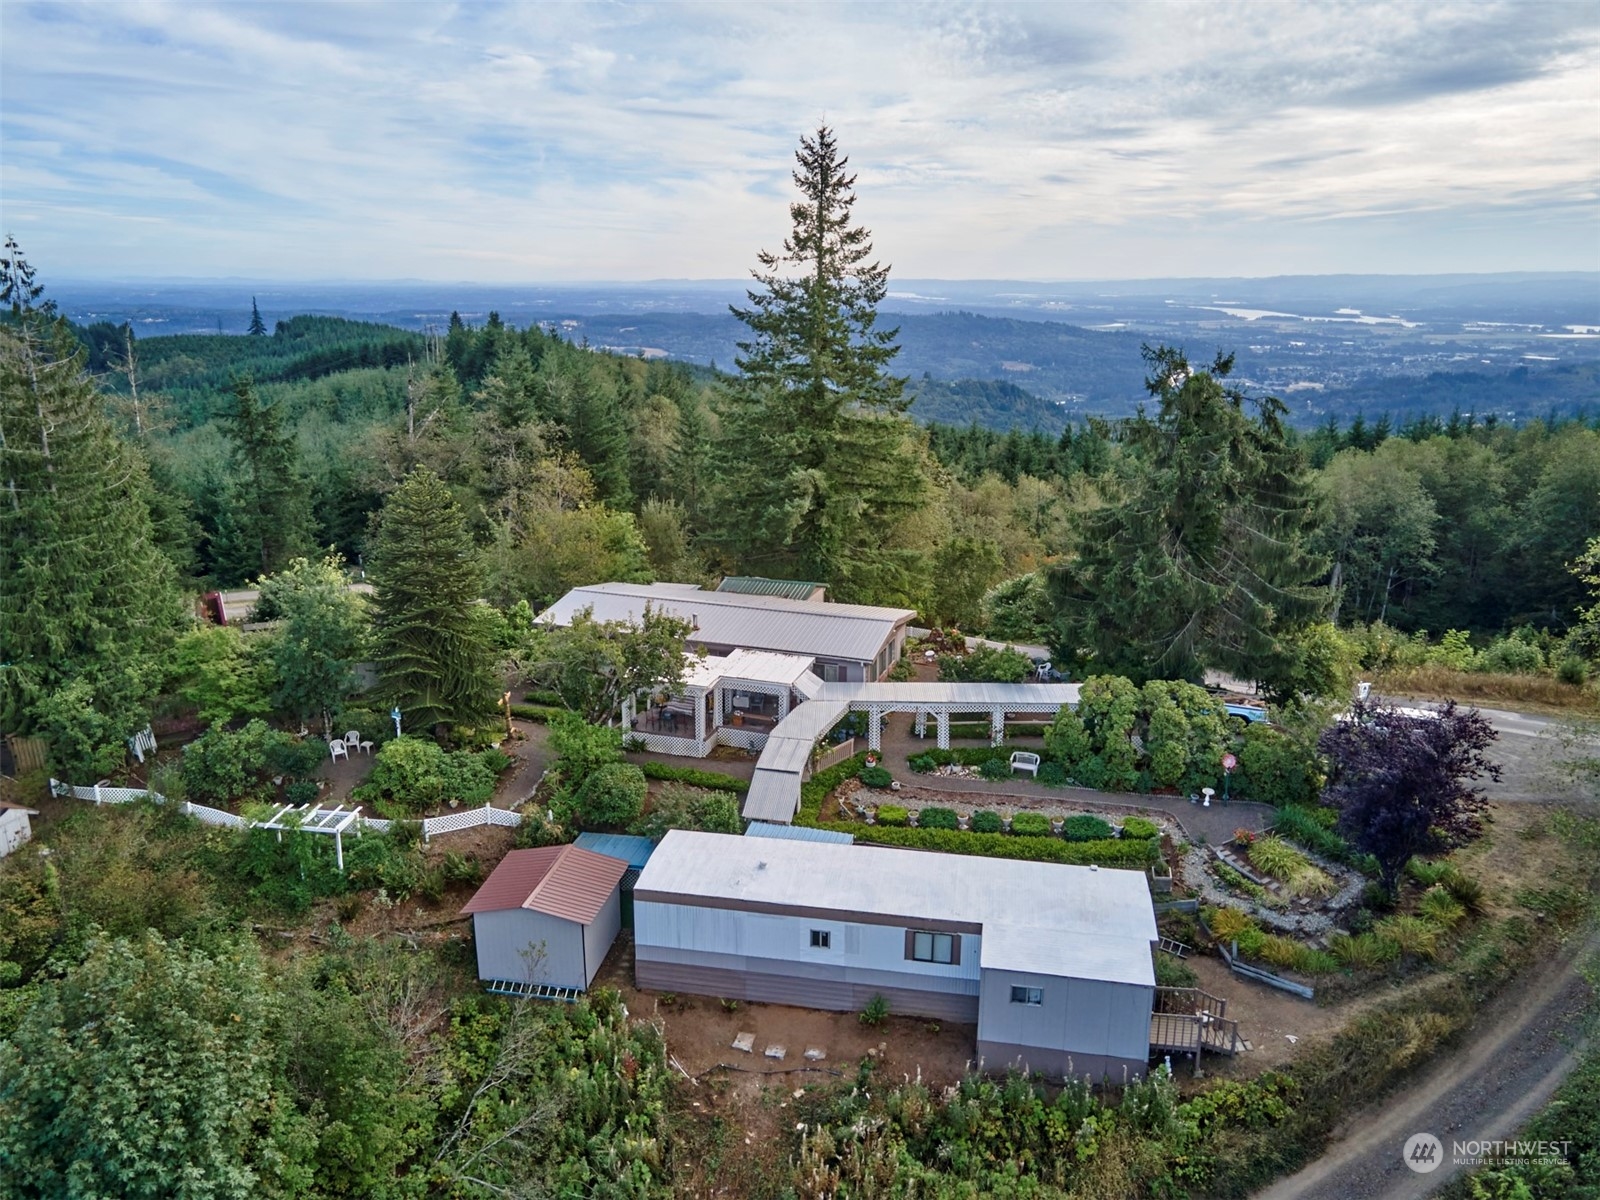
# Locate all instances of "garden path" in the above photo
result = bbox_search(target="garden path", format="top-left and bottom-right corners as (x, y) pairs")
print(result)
(876, 714), (1272, 844)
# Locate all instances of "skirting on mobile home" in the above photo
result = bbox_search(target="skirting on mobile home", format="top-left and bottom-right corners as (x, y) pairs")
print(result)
(633, 831), (1159, 1079)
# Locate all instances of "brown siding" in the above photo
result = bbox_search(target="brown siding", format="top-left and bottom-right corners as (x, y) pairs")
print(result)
(636, 957), (980, 1024)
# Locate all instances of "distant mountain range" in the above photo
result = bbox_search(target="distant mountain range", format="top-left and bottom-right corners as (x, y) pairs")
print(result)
(52, 273), (1600, 428)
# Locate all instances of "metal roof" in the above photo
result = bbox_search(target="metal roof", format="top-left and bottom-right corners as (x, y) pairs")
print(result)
(537, 582), (914, 664)
(716, 576), (826, 601)
(461, 846), (627, 924)
(742, 771), (807, 823)
(573, 832), (658, 870)
(638, 831), (1156, 988)
(812, 681), (1081, 709)
(746, 822), (855, 845)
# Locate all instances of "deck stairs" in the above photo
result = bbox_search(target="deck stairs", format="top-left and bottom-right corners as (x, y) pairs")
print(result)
(1148, 987), (1243, 1056)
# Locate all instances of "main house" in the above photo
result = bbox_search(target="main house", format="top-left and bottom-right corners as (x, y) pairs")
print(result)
(633, 830), (1159, 1079)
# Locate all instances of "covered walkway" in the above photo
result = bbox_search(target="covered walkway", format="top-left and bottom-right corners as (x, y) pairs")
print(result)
(742, 680), (1080, 823)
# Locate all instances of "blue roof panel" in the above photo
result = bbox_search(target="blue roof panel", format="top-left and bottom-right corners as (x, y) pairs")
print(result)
(745, 822), (855, 845)
(573, 832), (658, 869)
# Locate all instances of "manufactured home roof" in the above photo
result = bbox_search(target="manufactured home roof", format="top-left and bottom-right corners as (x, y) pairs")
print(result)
(536, 582), (914, 664)
(716, 576), (826, 601)
(461, 846), (627, 924)
(637, 831), (1156, 988)
(745, 822), (854, 845)
(573, 833), (658, 870)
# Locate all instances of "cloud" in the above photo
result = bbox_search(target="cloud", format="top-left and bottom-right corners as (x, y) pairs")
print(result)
(1, 0), (1596, 280)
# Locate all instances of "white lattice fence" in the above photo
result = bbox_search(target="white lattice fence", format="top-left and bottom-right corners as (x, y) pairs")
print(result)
(182, 802), (249, 829)
(419, 803), (525, 839)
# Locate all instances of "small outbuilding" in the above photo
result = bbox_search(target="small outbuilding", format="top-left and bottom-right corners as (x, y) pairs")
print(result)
(461, 846), (627, 993)
(0, 800), (38, 858)
(573, 832), (658, 927)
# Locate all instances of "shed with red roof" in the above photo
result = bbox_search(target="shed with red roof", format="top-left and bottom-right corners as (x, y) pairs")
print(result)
(461, 845), (628, 990)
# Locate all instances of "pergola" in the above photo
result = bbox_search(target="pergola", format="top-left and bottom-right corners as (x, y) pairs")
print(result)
(253, 803), (364, 870)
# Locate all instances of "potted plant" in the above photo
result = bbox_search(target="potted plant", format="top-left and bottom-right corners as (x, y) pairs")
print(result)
(1149, 858), (1173, 895)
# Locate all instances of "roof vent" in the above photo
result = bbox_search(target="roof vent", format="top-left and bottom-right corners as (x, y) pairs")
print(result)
(757, 861), (767, 870)
(1089, 864), (1099, 871)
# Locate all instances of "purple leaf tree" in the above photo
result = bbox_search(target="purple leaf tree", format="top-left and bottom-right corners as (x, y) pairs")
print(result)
(1317, 700), (1500, 897)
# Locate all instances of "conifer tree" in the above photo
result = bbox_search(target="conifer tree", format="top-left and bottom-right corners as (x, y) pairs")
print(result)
(216, 378), (312, 580)
(0, 318), (185, 771)
(1048, 347), (1327, 695)
(367, 466), (496, 732)
(247, 297), (267, 337)
(715, 125), (928, 603)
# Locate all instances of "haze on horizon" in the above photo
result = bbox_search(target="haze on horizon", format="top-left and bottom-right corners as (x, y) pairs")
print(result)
(3, 1), (1598, 285)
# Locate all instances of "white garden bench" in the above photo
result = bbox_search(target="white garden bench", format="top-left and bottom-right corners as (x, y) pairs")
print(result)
(1009, 751), (1040, 778)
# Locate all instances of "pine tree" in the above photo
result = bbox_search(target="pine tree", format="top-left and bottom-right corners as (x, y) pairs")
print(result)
(714, 125), (928, 602)
(1047, 347), (1327, 695)
(0, 318), (185, 770)
(216, 378), (312, 581)
(368, 466), (496, 732)
(247, 297), (267, 337)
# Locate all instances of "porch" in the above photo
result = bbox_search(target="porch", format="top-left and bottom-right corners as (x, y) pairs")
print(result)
(621, 649), (820, 759)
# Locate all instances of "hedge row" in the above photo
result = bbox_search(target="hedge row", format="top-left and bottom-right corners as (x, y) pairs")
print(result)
(509, 703), (562, 723)
(946, 722), (1051, 740)
(814, 822), (1160, 868)
(639, 762), (749, 794)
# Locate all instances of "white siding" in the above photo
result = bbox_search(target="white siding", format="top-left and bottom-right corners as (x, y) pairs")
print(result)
(635, 902), (981, 984)
(581, 890), (622, 986)
(978, 968), (1152, 1065)
(473, 909), (588, 989)
(0, 809), (32, 857)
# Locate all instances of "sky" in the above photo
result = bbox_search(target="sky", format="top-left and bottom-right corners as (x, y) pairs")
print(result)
(2, 1), (1598, 283)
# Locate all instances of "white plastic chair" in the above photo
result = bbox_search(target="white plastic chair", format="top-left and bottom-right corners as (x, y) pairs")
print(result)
(343, 730), (362, 749)
(329, 740), (348, 762)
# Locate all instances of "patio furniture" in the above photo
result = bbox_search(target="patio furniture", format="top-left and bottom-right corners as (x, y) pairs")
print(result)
(329, 740), (349, 762)
(359, 740), (374, 755)
(1009, 751), (1040, 778)
(343, 730), (362, 749)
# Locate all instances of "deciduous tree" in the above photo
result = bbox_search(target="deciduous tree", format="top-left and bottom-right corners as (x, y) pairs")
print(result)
(255, 554), (370, 734)
(1317, 700), (1499, 896)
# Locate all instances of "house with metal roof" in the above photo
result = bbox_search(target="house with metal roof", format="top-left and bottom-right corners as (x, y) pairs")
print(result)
(537, 582), (914, 684)
(715, 576), (827, 602)
(461, 845), (627, 994)
(634, 831), (1160, 1079)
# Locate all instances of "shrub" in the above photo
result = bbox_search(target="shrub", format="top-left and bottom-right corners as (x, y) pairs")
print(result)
(182, 719), (292, 805)
(938, 645), (1033, 683)
(827, 825), (1157, 867)
(875, 804), (909, 827)
(1234, 724), (1323, 808)
(978, 757), (1009, 780)
(1154, 952), (1198, 989)
(572, 763), (648, 830)
(1375, 914), (1440, 960)
(354, 736), (496, 817)
(1327, 931), (1401, 970)
(1062, 814), (1115, 842)
(631, 783), (742, 838)
(1009, 812), (1051, 837)
(1556, 655), (1589, 686)
(859, 765), (894, 789)
(1249, 835), (1337, 898)
(638, 762), (748, 794)
(1441, 869), (1485, 914)
(1274, 806), (1352, 863)
(860, 994), (890, 1026)
(1406, 858), (1452, 887)
(284, 780), (320, 806)
(1475, 637), (1543, 675)
(1418, 885), (1467, 929)
(908, 753), (938, 773)
(509, 703), (561, 723)
(969, 810), (1004, 834)
(1120, 816), (1160, 840)
(1204, 906), (1255, 942)
(332, 708), (392, 748)
(916, 807), (960, 831)
(1037, 761), (1068, 786)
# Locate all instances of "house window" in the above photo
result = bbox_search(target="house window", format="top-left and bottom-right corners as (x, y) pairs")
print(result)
(820, 662), (842, 683)
(1010, 986), (1043, 1006)
(810, 929), (831, 949)
(910, 931), (955, 964)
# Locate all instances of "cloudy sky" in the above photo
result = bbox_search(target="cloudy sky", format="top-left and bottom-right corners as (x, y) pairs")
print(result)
(3, 1), (1597, 282)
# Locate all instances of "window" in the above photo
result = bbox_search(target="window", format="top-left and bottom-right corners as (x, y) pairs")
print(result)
(820, 662), (842, 683)
(910, 931), (955, 964)
(1010, 986), (1043, 1006)
(809, 929), (830, 949)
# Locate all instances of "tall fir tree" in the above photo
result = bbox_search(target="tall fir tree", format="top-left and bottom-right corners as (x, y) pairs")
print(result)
(0, 317), (185, 771)
(714, 125), (928, 603)
(367, 466), (496, 732)
(1047, 347), (1327, 695)
(246, 297), (267, 337)
(216, 378), (312, 581)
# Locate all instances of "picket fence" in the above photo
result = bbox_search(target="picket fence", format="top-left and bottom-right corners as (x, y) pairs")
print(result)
(51, 779), (526, 840)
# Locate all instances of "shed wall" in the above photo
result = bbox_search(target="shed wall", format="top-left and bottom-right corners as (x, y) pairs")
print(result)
(473, 909), (588, 989)
(0, 809), (31, 857)
(976, 968), (1152, 1078)
(581, 889), (622, 986)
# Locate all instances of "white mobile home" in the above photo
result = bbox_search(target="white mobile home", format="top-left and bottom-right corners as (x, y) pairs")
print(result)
(633, 831), (1159, 1079)
(461, 846), (627, 992)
